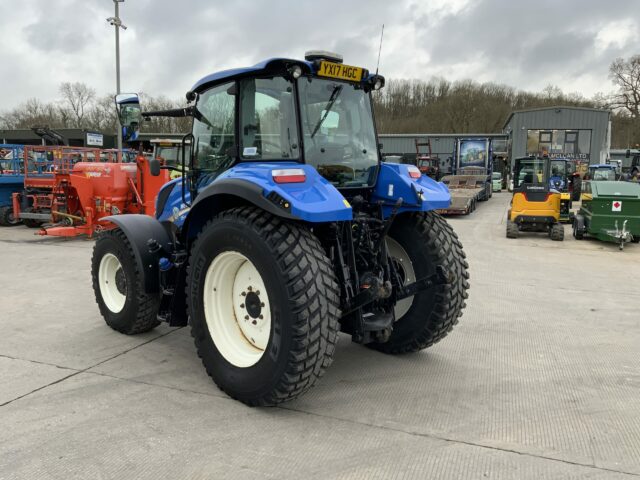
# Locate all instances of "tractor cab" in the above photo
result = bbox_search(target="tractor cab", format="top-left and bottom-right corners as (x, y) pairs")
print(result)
(587, 164), (617, 182)
(549, 158), (574, 222)
(506, 156), (564, 240)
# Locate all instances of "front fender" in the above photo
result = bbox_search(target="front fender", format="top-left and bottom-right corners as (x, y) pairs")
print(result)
(101, 214), (172, 293)
(371, 162), (451, 217)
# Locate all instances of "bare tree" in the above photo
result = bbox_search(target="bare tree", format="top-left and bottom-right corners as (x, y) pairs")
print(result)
(59, 82), (96, 128)
(609, 55), (640, 118)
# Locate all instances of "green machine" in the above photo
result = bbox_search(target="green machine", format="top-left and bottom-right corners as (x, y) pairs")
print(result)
(573, 181), (640, 250)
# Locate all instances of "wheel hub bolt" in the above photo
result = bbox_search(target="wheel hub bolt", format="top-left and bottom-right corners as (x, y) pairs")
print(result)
(244, 315), (249, 320)
(251, 320), (257, 325)
(240, 303), (245, 308)
(259, 314), (263, 320)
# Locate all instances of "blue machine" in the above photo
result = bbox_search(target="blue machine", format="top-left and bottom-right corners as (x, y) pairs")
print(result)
(0, 144), (25, 226)
(90, 52), (469, 406)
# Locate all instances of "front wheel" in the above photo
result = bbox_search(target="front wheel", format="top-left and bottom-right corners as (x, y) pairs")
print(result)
(369, 212), (469, 354)
(0, 206), (20, 226)
(91, 229), (160, 334)
(187, 207), (340, 406)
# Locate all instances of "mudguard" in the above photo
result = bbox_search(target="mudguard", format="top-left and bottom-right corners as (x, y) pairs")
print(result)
(181, 162), (353, 241)
(101, 214), (172, 293)
(371, 162), (451, 217)
(214, 162), (352, 222)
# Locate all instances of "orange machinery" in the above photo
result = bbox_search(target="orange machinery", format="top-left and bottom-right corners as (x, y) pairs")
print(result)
(12, 146), (169, 237)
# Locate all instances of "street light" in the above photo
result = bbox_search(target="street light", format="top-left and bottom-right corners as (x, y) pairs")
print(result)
(107, 0), (127, 153)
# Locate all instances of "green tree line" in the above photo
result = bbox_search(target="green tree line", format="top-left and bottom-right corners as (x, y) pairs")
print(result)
(1, 56), (638, 148)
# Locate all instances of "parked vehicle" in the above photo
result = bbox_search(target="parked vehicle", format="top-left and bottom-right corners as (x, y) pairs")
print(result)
(549, 158), (573, 223)
(0, 144), (24, 226)
(573, 181), (640, 250)
(90, 52), (470, 406)
(506, 156), (564, 241)
(491, 172), (502, 192)
(414, 139), (440, 180)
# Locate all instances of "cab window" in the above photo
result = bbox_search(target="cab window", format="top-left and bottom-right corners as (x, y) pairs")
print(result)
(193, 81), (236, 174)
(239, 77), (299, 160)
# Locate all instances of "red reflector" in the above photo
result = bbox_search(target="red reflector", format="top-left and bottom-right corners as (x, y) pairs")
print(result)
(407, 166), (421, 179)
(272, 168), (306, 184)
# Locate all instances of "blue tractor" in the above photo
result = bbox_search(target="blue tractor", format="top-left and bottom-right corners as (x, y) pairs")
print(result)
(91, 52), (469, 406)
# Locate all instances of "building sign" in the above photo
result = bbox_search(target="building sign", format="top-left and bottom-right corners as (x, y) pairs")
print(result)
(86, 132), (104, 147)
(527, 129), (591, 161)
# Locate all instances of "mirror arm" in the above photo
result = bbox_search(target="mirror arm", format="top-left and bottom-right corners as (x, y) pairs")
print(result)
(142, 106), (195, 119)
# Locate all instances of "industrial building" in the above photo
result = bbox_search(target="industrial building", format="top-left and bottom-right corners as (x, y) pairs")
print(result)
(379, 133), (509, 175)
(502, 106), (611, 165)
(0, 128), (115, 148)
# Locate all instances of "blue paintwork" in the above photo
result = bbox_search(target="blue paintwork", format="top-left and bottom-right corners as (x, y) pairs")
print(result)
(372, 163), (451, 217)
(156, 177), (191, 228)
(157, 162), (354, 225)
(0, 144), (25, 207)
(217, 162), (352, 222)
(158, 161), (453, 226)
(192, 56), (380, 93)
(192, 58), (313, 93)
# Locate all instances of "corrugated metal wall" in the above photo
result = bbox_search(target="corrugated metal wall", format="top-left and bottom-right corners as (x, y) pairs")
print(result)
(504, 108), (611, 164)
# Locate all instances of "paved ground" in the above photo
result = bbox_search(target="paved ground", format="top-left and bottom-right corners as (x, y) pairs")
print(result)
(1, 193), (639, 479)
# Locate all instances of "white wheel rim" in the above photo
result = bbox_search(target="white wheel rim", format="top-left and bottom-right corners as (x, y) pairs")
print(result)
(387, 237), (416, 320)
(203, 251), (271, 368)
(98, 253), (127, 313)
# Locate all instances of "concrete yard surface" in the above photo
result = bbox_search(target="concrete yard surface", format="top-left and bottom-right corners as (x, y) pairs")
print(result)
(1, 193), (639, 479)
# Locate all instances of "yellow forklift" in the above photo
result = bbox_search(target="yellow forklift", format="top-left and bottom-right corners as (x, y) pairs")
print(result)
(506, 156), (564, 241)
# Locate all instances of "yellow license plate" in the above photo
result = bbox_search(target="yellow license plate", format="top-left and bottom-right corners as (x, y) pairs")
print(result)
(317, 61), (365, 82)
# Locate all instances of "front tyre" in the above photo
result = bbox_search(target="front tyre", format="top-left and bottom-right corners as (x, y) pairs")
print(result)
(370, 212), (469, 354)
(187, 207), (340, 406)
(91, 229), (160, 334)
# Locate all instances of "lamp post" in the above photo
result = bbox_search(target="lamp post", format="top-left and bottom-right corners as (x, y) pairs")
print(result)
(107, 0), (127, 152)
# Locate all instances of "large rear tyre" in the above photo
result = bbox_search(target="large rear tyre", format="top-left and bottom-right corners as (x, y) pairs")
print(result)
(91, 229), (160, 334)
(369, 211), (469, 354)
(0, 206), (20, 226)
(187, 207), (340, 406)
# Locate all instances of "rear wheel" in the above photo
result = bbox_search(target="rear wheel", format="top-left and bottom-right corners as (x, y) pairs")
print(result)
(187, 207), (340, 406)
(572, 220), (584, 240)
(550, 223), (564, 241)
(0, 206), (19, 226)
(506, 220), (519, 238)
(369, 212), (469, 354)
(91, 229), (160, 334)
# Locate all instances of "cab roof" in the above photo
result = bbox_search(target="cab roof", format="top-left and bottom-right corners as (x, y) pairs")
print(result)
(191, 58), (313, 93)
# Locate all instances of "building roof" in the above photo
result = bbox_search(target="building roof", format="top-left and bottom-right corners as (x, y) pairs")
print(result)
(502, 105), (611, 130)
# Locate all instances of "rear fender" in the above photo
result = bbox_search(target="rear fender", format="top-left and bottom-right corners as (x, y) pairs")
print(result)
(371, 162), (451, 217)
(183, 162), (352, 242)
(101, 214), (172, 293)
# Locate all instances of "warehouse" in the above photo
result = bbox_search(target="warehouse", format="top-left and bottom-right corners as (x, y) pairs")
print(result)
(503, 106), (611, 166)
(379, 133), (509, 175)
(0, 128), (115, 147)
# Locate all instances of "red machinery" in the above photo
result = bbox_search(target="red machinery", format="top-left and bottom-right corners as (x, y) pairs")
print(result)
(12, 145), (169, 237)
(414, 139), (440, 180)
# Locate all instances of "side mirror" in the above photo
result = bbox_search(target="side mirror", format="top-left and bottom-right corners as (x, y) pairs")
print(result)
(148, 158), (161, 177)
(115, 93), (142, 142)
(626, 149), (631, 158)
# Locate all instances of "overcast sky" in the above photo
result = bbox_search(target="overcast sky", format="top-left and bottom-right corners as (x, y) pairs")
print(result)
(1, 0), (639, 109)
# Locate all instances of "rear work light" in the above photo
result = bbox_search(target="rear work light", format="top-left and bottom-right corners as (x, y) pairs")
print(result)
(407, 165), (421, 179)
(272, 168), (306, 184)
